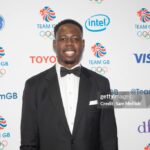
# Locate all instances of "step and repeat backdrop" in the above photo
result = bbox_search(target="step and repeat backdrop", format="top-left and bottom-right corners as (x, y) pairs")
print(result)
(0, 0), (150, 149)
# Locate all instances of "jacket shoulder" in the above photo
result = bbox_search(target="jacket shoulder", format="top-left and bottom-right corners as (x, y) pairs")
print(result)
(25, 66), (55, 85)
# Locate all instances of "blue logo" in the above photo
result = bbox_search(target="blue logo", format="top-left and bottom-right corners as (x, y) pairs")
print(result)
(85, 14), (110, 32)
(0, 15), (5, 30)
(134, 53), (150, 63)
(0, 92), (18, 100)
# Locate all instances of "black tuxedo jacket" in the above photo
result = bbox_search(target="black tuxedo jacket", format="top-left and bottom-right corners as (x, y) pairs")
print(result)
(20, 65), (118, 150)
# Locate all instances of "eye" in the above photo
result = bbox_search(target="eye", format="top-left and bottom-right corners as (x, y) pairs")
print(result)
(58, 36), (67, 41)
(71, 36), (81, 42)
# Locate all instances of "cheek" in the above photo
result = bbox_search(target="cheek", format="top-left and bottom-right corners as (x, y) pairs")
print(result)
(76, 45), (84, 53)
(58, 43), (66, 51)
(55, 45), (63, 52)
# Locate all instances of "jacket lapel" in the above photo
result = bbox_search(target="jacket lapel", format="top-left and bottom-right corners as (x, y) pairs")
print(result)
(72, 67), (92, 136)
(44, 65), (71, 136)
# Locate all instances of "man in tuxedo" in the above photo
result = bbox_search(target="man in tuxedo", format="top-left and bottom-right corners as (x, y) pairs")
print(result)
(20, 19), (118, 150)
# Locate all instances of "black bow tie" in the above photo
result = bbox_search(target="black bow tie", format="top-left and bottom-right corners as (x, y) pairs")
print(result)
(60, 66), (81, 77)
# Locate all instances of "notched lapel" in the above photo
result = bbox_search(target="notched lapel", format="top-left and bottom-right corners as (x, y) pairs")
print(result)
(45, 66), (71, 135)
(73, 67), (92, 136)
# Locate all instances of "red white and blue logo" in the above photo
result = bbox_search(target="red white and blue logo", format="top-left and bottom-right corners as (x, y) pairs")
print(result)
(0, 15), (5, 30)
(91, 43), (107, 58)
(135, 8), (150, 40)
(144, 143), (150, 150)
(0, 116), (10, 140)
(0, 116), (7, 130)
(37, 6), (56, 39)
(89, 42), (109, 65)
(40, 6), (56, 22)
(0, 47), (5, 59)
(137, 8), (150, 23)
(0, 46), (8, 77)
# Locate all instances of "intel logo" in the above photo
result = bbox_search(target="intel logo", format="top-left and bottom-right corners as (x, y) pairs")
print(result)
(85, 14), (110, 32)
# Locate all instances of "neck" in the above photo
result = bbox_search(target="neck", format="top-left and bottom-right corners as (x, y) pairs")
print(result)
(58, 61), (79, 69)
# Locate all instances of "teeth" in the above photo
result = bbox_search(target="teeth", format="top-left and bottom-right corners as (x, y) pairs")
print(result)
(64, 51), (75, 56)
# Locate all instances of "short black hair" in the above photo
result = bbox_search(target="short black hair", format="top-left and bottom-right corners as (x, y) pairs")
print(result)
(54, 19), (83, 37)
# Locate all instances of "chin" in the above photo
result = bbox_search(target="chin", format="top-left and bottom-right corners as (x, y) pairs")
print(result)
(64, 60), (76, 65)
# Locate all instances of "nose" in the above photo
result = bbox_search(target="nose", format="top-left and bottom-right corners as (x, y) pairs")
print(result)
(65, 38), (73, 46)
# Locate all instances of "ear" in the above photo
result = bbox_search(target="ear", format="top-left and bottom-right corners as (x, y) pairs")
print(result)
(53, 39), (56, 52)
(82, 39), (85, 50)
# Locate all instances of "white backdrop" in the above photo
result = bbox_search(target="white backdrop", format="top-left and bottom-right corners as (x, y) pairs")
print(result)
(0, 0), (150, 149)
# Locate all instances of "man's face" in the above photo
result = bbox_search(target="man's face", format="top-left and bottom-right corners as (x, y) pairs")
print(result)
(53, 23), (85, 68)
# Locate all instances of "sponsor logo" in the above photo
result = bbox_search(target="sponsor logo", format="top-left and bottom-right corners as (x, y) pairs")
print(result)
(40, 6), (56, 22)
(137, 31), (150, 39)
(30, 56), (56, 64)
(85, 14), (110, 32)
(0, 92), (18, 100)
(37, 24), (55, 29)
(0, 47), (5, 59)
(0, 15), (5, 30)
(138, 119), (150, 133)
(137, 8), (150, 23)
(0, 116), (11, 146)
(0, 116), (7, 130)
(134, 53), (150, 63)
(89, 42), (110, 65)
(135, 24), (150, 30)
(0, 132), (10, 138)
(91, 42), (107, 58)
(135, 8), (150, 40)
(0, 62), (8, 67)
(91, 66), (108, 75)
(89, 0), (104, 4)
(0, 140), (8, 150)
(0, 47), (9, 78)
(39, 30), (54, 39)
(144, 143), (150, 150)
(89, 42), (110, 75)
(37, 6), (56, 40)
(89, 59), (110, 65)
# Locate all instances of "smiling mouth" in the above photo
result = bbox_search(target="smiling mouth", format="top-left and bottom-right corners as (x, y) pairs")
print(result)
(64, 50), (76, 57)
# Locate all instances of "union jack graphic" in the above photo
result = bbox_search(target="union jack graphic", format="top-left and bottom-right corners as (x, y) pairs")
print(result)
(137, 8), (150, 23)
(40, 6), (56, 22)
(91, 43), (106, 58)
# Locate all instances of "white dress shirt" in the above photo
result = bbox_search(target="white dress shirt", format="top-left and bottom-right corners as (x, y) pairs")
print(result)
(56, 63), (80, 133)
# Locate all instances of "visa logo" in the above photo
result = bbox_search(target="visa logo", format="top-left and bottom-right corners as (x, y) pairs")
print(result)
(85, 14), (110, 32)
(134, 53), (150, 63)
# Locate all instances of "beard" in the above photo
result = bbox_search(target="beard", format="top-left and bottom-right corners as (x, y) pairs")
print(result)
(64, 59), (76, 64)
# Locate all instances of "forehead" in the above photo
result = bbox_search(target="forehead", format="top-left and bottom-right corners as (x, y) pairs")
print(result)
(56, 23), (82, 36)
